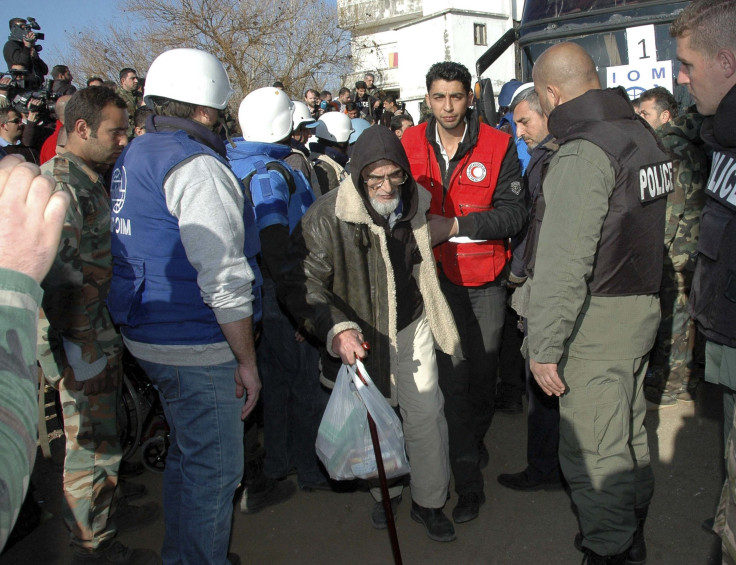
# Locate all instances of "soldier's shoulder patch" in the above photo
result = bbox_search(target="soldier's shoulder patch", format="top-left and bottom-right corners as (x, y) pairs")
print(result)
(45, 156), (72, 184)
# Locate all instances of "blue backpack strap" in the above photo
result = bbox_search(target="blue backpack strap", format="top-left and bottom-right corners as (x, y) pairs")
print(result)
(240, 158), (293, 231)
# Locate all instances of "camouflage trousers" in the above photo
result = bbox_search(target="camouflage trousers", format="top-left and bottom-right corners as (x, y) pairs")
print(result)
(710, 343), (736, 562)
(716, 397), (736, 564)
(649, 270), (695, 393)
(59, 354), (122, 550)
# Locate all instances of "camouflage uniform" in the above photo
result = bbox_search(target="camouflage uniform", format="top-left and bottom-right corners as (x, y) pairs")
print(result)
(40, 151), (124, 551)
(646, 113), (708, 403)
(0, 268), (43, 550)
(116, 87), (140, 138)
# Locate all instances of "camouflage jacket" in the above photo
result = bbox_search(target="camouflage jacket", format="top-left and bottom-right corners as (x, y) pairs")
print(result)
(39, 151), (122, 381)
(0, 268), (42, 549)
(116, 86), (140, 137)
(657, 113), (709, 272)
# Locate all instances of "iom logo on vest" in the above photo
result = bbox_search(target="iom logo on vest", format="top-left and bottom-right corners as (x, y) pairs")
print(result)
(639, 161), (674, 203)
(466, 162), (487, 183)
(110, 166), (132, 236)
(706, 152), (736, 211)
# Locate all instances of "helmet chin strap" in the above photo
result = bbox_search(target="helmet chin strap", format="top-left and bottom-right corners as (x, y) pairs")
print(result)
(222, 117), (237, 148)
(216, 109), (237, 148)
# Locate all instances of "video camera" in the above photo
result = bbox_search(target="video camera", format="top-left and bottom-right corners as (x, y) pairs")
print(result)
(0, 69), (58, 118)
(9, 17), (44, 50)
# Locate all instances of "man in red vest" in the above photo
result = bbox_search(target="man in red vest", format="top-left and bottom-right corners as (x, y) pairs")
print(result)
(402, 61), (525, 524)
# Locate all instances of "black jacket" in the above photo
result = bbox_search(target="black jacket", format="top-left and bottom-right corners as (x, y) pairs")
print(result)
(690, 83), (736, 346)
(3, 39), (47, 86)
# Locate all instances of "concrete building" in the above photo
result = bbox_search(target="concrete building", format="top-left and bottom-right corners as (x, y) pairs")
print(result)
(338, 0), (525, 122)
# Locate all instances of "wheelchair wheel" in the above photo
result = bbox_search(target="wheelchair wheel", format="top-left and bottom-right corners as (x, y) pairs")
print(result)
(117, 374), (143, 461)
(141, 434), (168, 473)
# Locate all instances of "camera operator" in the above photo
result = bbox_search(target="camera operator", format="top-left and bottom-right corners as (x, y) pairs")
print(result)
(3, 18), (47, 89)
(0, 104), (41, 164)
(379, 94), (407, 128)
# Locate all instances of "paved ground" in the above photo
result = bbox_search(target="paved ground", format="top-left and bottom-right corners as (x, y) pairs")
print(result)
(1, 382), (725, 565)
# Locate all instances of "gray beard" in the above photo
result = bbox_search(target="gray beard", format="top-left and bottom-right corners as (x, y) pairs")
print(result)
(370, 196), (400, 216)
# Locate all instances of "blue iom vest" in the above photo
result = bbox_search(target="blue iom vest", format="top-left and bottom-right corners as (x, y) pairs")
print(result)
(108, 129), (263, 346)
(227, 139), (315, 233)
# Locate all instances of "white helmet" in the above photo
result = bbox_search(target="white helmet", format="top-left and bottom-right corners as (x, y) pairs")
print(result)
(313, 112), (353, 143)
(144, 48), (234, 110)
(239, 87), (294, 143)
(291, 100), (315, 129)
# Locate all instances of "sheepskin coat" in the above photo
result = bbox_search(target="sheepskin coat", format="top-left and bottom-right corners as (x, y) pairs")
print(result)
(279, 126), (462, 404)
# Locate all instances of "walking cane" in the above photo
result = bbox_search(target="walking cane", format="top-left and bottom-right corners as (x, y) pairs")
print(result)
(356, 344), (403, 565)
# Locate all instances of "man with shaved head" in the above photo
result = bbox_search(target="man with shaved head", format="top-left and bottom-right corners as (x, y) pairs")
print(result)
(528, 42), (671, 565)
(39, 94), (72, 164)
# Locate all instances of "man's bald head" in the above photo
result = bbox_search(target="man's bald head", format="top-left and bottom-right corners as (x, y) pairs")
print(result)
(533, 42), (601, 116)
(55, 95), (73, 125)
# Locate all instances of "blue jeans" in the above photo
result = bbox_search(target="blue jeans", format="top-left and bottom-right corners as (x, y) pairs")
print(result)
(137, 358), (244, 565)
(258, 278), (328, 485)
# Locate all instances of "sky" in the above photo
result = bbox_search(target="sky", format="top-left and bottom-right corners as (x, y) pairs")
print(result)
(1, 1), (138, 67)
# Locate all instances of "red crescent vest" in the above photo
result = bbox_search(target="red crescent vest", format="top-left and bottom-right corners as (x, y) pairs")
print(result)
(402, 121), (510, 286)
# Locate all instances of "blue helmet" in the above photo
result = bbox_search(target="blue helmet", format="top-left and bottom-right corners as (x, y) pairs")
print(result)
(349, 118), (372, 145)
(498, 79), (523, 108)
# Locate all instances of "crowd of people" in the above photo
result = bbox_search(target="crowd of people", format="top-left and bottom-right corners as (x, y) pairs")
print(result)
(1, 0), (736, 563)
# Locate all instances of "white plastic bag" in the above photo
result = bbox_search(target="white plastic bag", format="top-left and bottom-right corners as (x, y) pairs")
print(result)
(316, 360), (410, 481)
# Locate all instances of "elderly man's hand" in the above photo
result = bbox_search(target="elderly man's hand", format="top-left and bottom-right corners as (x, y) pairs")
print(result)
(332, 329), (366, 365)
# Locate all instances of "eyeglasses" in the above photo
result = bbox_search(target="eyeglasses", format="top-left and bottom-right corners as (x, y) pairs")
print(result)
(364, 171), (408, 189)
(3, 118), (22, 125)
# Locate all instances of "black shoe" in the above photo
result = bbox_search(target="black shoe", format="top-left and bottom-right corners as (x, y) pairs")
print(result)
(240, 476), (296, 514)
(109, 500), (160, 533)
(626, 506), (647, 565)
(478, 440), (490, 470)
(371, 494), (402, 529)
(227, 552), (241, 565)
(298, 479), (335, 492)
(410, 502), (456, 542)
(580, 547), (629, 565)
(117, 479), (147, 502)
(451, 491), (485, 524)
(497, 469), (562, 492)
(71, 540), (161, 565)
(575, 533), (630, 565)
(495, 398), (523, 415)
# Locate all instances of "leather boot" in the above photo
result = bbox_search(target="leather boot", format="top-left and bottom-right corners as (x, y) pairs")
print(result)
(626, 506), (648, 564)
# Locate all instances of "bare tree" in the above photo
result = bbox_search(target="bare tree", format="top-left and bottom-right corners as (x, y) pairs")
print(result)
(62, 0), (353, 100)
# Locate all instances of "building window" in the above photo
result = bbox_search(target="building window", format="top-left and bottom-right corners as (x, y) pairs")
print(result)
(474, 23), (487, 46)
